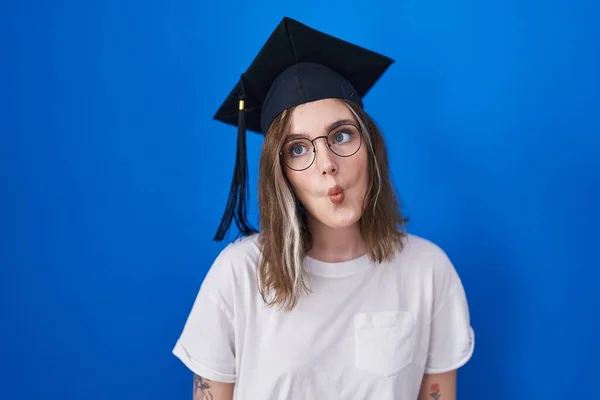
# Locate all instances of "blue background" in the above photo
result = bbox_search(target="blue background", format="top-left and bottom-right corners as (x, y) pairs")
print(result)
(2, 0), (599, 399)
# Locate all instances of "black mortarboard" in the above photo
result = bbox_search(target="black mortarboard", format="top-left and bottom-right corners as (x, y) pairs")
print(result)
(212, 16), (394, 241)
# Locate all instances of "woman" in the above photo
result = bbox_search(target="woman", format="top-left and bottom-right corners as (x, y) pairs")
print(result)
(173, 17), (475, 400)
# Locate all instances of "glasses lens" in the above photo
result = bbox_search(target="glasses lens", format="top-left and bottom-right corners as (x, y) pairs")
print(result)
(281, 138), (314, 170)
(328, 124), (362, 157)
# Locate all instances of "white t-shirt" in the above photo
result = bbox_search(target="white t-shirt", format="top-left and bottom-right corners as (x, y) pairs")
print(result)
(172, 233), (475, 399)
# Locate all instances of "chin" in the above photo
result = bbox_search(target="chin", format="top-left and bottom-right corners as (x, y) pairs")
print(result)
(303, 197), (363, 229)
(319, 209), (362, 229)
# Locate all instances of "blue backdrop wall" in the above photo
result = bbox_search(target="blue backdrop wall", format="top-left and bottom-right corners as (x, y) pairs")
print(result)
(2, 0), (599, 399)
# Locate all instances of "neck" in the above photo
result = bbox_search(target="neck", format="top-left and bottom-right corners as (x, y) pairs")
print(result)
(306, 216), (366, 263)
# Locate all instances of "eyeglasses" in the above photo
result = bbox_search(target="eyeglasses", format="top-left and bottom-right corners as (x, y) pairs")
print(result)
(279, 123), (363, 171)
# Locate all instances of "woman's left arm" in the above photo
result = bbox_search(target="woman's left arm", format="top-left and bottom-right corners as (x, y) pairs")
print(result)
(418, 370), (457, 400)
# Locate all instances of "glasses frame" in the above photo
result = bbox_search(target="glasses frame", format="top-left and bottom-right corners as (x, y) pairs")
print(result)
(279, 123), (364, 171)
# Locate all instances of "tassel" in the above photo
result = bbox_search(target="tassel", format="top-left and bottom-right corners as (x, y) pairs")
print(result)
(213, 76), (258, 241)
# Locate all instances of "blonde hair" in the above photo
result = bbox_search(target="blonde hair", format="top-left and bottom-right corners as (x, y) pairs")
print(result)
(257, 99), (408, 311)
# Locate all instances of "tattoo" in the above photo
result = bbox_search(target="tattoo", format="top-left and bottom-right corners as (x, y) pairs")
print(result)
(430, 382), (441, 400)
(194, 375), (214, 400)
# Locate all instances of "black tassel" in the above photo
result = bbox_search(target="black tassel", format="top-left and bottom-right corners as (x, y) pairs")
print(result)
(213, 77), (259, 241)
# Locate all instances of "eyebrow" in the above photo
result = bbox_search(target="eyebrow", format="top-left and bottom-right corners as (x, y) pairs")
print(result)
(286, 119), (357, 141)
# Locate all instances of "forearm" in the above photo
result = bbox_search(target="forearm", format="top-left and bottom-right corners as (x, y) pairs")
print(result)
(193, 375), (235, 400)
(418, 370), (457, 400)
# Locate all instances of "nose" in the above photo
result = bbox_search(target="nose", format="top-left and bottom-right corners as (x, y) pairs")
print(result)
(313, 138), (338, 176)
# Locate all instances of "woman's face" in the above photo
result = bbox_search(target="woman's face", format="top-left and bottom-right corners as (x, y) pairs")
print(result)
(282, 98), (369, 229)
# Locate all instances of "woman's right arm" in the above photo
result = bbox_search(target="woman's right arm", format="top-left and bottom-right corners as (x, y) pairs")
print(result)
(193, 374), (235, 400)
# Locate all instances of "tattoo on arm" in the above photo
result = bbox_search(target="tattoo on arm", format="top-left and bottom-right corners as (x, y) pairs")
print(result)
(194, 375), (214, 400)
(430, 382), (441, 400)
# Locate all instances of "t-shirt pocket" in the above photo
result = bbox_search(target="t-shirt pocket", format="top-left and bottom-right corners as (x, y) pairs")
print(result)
(354, 310), (417, 377)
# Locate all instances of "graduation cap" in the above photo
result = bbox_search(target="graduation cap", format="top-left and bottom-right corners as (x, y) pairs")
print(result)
(212, 16), (394, 241)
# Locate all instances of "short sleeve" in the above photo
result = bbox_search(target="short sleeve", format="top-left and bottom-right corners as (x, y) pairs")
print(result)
(172, 252), (237, 383)
(425, 249), (475, 374)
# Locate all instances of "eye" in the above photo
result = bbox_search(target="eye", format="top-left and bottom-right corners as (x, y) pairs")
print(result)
(287, 142), (309, 157)
(332, 131), (352, 144)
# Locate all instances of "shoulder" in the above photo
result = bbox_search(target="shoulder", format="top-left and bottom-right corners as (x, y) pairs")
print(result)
(206, 233), (261, 281)
(396, 233), (452, 266)
(197, 233), (261, 309)
(216, 233), (262, 265)
(393, 233), (461, 287)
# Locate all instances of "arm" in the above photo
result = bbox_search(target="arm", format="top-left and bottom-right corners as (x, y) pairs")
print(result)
(193, 374), (235, 400)
(418, 370), (457, 400)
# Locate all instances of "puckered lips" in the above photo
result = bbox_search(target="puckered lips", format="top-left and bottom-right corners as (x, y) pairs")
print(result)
(327, 185), (345, 206)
